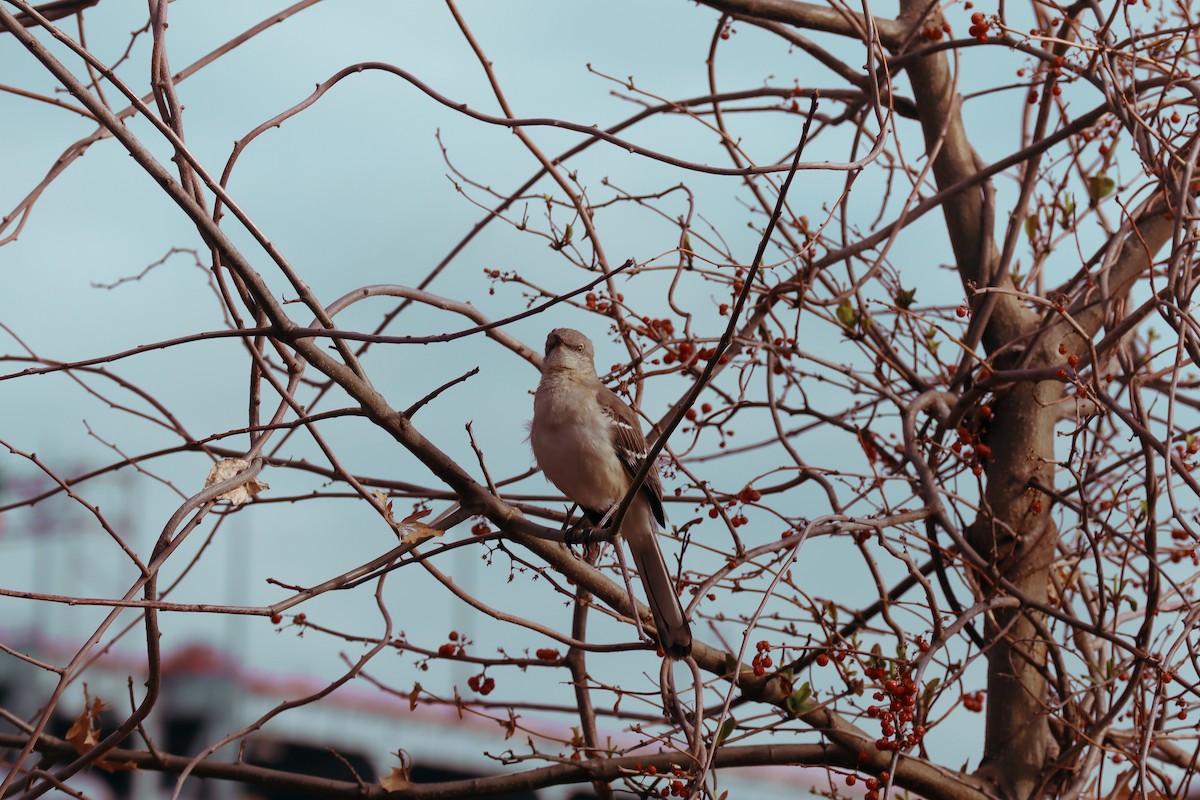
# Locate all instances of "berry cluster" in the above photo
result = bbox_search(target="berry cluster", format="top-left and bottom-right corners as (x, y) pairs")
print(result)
(706, 486), (760, 527)
(658, 340), (727, 368)
(845, 770), (892, 800)
(863, 668), (925, 752)
(535, 648), (561, 661)
(437, 630), (466, 658)
(752, 640), (774, 676)
(633, 763), (690, 797)
(1055, 342), (1082, 381)
(814, 647), (851, 668)
(968, 11), (991, 42)
(950, 407), (993, 477)
(467, 672), (495, 695)
(584, 291), (622, 314)
(962, 689), (985, 712)
(919, 22), (951, 40)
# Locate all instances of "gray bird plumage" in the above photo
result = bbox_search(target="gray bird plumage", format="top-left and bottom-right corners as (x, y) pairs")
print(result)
(530, 328), (692, 659)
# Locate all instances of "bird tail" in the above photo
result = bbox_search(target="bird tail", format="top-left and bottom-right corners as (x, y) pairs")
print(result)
(625, 510), (692, 659)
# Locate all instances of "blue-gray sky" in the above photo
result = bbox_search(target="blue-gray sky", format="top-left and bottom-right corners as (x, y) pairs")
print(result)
(0, 0), (1071, 790)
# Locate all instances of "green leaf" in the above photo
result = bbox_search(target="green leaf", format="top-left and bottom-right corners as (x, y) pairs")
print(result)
(1086, 175), (1116, 201)
(895, 287), (917, 310)
(823, 599), (838, 621)
(1024, 214), (1038, 241)
(836, 300), (857, 329)
(561, 223), (573, 246)
(1106, 656), (1114, 680)
(784, 682), (814, 715)
(715, 716), (737, 746)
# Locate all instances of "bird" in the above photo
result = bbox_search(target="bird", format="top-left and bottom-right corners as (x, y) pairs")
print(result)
(530, 327), (692, 659)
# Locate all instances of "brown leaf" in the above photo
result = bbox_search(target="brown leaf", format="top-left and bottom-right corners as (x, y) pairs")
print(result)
(65, 696), (108, 755)
(379, 767), (411, 793)
(502, 709), (519, 740)
(379, 752), (412, 793)
(397, 507), (441, 544)
(409, 682), (422, 711)
(204, 458), (268, 505)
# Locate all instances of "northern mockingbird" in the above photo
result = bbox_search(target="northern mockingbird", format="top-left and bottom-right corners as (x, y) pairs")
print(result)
(531, 328), (692, 659)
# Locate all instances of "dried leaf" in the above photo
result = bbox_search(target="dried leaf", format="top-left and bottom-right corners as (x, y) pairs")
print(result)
(65, 697), (105, 754)
(409, 682), (422, 711)
(203, 459), (268, 505)
(380, 767), (411, 793)
(502, 709), (519, 740)
(64, 696), (137, 771)
(397, 507), (442, 544)
(372, 490), (396, 525)
(380, 752), (412, 792)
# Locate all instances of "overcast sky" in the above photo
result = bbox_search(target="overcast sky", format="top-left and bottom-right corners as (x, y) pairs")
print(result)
(0, 2), (1027, 787)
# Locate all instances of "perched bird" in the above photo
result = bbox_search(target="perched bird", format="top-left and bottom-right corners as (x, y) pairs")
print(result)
(530, 328), (692, 659)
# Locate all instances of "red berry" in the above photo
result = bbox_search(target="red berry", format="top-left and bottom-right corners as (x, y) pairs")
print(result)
(816, 653), (830, 667)
(1067, 354), (1079, 366)
(686, 409), (698, 421)
(438, 643), (457, 657)
(956, 305), (968, 317)
(270, 613), (282, 624)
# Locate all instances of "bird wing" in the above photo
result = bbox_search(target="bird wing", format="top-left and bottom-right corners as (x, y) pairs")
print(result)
(597, 386), (666, 527)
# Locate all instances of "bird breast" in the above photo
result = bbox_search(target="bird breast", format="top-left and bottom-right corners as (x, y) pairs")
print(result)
(532, 374), (627, 513)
